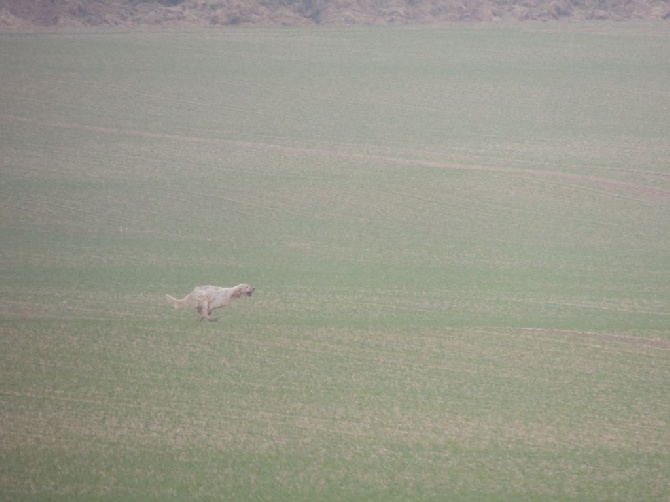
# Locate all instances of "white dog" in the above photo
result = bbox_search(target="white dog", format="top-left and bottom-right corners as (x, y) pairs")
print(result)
(166, 284), (254, 321)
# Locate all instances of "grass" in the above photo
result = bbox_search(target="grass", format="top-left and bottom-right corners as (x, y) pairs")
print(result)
(0, 23), (669, 500)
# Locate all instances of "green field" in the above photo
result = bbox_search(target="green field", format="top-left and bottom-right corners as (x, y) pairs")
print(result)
(1, 23), (669, 500)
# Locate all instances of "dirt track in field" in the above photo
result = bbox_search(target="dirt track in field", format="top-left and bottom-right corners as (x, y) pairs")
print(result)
(4, 113), (668, 205)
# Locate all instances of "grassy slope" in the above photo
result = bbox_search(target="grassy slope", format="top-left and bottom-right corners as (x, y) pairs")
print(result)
(0, 24), (668, 500)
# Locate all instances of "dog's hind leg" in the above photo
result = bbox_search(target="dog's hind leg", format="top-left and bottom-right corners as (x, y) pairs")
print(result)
(197, 300), (211, 321)
(207, 306), (218, 322)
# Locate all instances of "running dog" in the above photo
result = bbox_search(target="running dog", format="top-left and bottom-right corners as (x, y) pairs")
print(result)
(166, 283), (254, 321)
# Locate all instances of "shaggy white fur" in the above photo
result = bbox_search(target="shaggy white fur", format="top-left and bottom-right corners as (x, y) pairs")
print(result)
(166, 283), (254, 321)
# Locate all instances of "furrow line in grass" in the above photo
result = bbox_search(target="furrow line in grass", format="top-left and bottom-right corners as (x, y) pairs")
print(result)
(353, 153), (670, 203)
(177, 189), (331, 222)
(0, 387), (451, 445)
(224, 334), (481, 378)
(3, 187), (221, 243)
(520, 298), (670, 317)
(519, 328), (670, 349)
(4, 113), (668, 205)
(0, 398), (455, 450)
(6, 114), (670, 202)
(366, 181), (641, 232)
(0, 299), (162, 322)
(8, 72), (240, 112)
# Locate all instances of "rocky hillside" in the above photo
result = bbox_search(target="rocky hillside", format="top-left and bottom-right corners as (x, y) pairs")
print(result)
(1, 0), (669, 28)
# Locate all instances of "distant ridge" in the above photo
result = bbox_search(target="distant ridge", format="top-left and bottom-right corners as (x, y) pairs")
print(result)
(1, 0), (669, 28)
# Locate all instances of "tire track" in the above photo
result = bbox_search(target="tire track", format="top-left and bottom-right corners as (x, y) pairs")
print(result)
(3, 113), (669, 204)
(520, 328), (670, 349)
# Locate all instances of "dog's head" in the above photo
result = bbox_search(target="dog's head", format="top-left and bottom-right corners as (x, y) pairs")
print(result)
(239, 284), (255, 297)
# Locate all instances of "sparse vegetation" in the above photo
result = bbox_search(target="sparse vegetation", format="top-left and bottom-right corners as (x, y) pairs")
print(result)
(0, 24), (669, 500)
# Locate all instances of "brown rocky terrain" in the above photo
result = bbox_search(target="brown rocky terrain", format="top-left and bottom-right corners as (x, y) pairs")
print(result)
(1, 0), (669, 28)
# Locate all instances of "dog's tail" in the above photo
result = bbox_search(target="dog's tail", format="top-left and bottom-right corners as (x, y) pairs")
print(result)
(165, 294), (190, 309)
